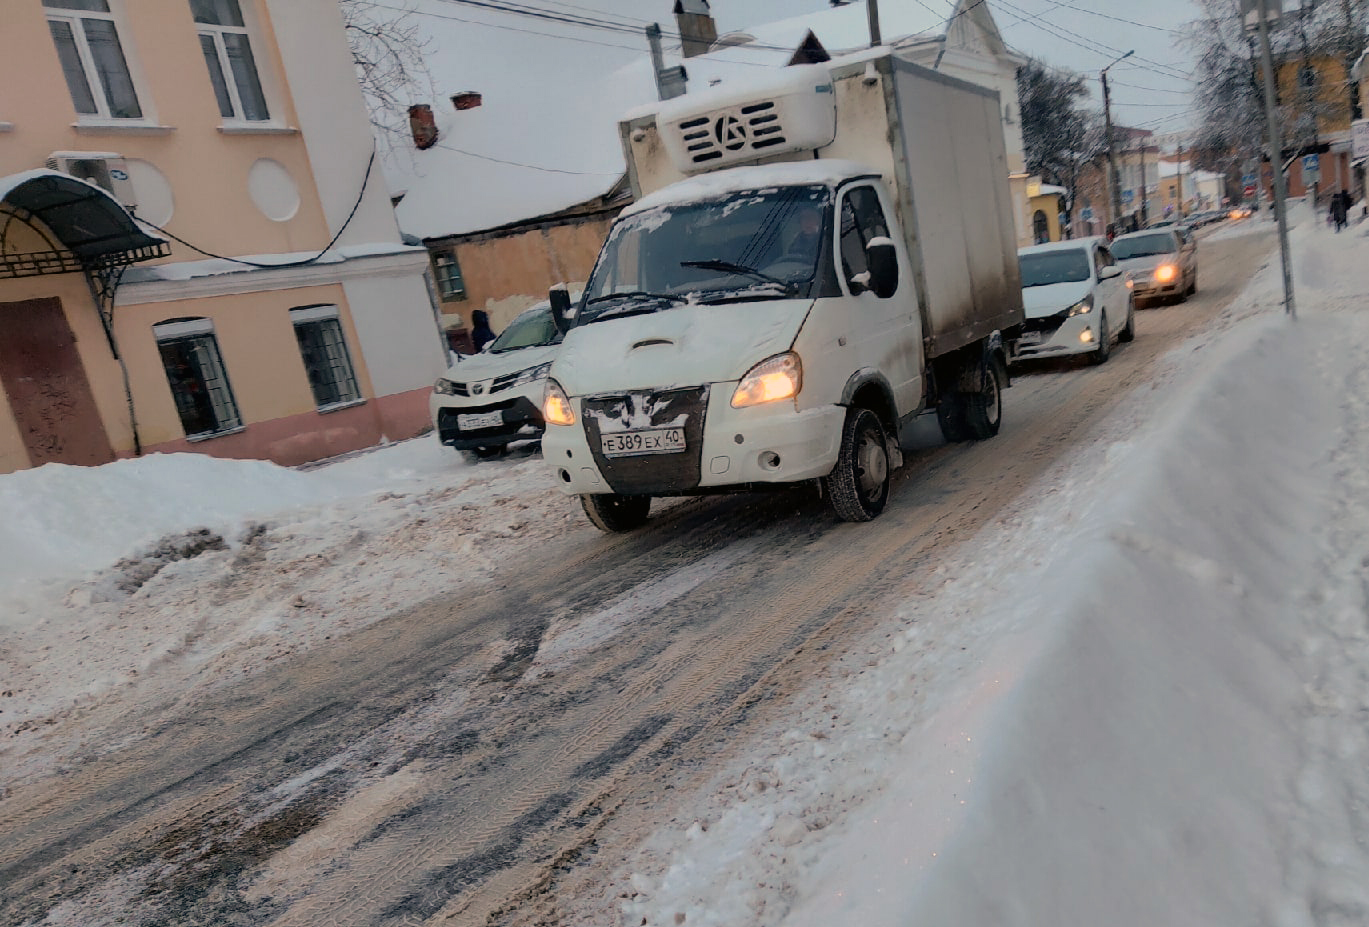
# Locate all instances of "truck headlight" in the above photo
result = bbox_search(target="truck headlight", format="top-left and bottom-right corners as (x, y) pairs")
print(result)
(543, 379), (575, 426)
(512, 362), (552, 387)
(435, 377), (460, 395)
(731, 352), (802, 408)
(1154, 263), (1178, 283)
(1066, 296), (1093, 317)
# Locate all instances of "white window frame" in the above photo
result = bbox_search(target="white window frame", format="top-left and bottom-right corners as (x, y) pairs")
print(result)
(44, 1), (150, 123)
(289, 305), (363, 411)
(193, 0), (274, 125)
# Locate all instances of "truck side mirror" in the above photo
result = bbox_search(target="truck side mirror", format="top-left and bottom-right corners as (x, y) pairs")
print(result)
(865, 237), (898, 299)
(549, 285), (573, 335)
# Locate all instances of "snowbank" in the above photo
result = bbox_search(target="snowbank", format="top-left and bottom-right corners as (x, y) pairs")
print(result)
(613, 201), (1369, 926)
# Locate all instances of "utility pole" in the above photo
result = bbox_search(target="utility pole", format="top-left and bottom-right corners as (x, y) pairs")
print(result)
(1177, 142), (1184, 217)
(867, 0), (881, 47)
(1253, 0), (1296, 317)
(1101, 50), (1134, 233)
(1139, 142), (1149, 224)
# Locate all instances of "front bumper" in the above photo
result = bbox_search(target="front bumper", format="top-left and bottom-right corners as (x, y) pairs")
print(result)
(1130, 272), (1182, 302)
(542, 384), (846, 496)
(1013, 311), (1101, 360)
(431, 387), (545, 450)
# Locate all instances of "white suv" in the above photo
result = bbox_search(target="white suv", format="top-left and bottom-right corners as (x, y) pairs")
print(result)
(430, 302), (563, 460)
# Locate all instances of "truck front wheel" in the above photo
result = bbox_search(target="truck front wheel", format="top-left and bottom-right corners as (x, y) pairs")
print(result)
(828, 407), (891, 522)
(580, 493), (651, 532)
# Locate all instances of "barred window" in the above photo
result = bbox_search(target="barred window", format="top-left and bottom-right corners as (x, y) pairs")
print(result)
(154, 318), (241, 438)
(290, 306), (361, 409)
(433, 250), (467, 300)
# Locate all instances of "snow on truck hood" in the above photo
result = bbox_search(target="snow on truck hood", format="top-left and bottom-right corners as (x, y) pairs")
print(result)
(551, 299), (813, 395)
(1021, 280), (1093, 320)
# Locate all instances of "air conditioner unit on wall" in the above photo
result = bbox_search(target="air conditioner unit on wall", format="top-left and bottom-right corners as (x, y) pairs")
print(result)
(45, 151), (138, 212)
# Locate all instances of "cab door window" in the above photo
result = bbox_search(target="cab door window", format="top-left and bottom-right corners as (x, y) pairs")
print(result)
(838, 185), (892, 292)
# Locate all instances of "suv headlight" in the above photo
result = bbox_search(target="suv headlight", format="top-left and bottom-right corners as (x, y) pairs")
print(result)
(1154, 263), (1178, 283)
(1066, 296), (1093, 317)
(434, 377), (459, 395)
(511, 362), (552, 387)
(731, 352), (802, 408)
(543, 378), (575, 426)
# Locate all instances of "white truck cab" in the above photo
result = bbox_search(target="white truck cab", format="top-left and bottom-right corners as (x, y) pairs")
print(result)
(543, 53), (1024, 531)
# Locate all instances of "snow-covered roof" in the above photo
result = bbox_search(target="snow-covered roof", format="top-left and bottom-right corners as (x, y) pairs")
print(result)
(380, 1), (997, 242)
(621, 159), (881, 217)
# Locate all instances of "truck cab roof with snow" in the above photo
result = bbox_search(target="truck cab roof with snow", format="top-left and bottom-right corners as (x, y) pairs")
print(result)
(620, 160), (883, 219)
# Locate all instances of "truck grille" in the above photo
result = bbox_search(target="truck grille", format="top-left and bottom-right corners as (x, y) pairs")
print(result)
(583, 387), (708, 495)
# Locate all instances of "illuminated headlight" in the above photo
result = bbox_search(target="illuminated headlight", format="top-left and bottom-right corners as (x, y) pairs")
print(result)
(511, 362), (552, 387)
(543, 378), (575, 426)
(1154, 263), (1178, 283)
(1066, 296), (1093, 317)
(731, 352), (802, 408)
(434, 377), (460, 395)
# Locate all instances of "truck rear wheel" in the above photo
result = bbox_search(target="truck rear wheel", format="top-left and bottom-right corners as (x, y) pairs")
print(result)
(936, 392), (972, 443)
(964, 356), (1004, 439)
(580, 493), (651, 532)
(828, 407), (891, 522)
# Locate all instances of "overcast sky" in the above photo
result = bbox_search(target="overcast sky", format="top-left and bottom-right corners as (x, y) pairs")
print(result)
(399, 0), (1202, 144)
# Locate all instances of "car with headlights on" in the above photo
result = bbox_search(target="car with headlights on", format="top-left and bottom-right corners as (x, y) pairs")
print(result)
(431, 300), (564, 460)
(1109, 227), (1197, 306)
(1014, 237), (1134, 365)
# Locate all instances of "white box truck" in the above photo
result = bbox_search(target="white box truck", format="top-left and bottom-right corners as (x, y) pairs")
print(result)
(541, 51), (1024, 531)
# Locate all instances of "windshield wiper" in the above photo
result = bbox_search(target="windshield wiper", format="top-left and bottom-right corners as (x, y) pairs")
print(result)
(680, 259), (798, 295)
(585, 290), (686, 306)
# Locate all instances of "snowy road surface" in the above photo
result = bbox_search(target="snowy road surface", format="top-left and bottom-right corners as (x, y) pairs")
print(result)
(3, 210), (1366, 926)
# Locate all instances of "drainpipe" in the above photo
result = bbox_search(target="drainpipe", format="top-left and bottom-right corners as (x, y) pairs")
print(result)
(86, 268), (142, 456)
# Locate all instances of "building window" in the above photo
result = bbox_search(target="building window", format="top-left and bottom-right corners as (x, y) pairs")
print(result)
(290, 306), (361, 409)
(154, 318), (242, 438)
(433, 250), (467, 300)
(44, 0), (143, 119)
(191, 0), (270, 122)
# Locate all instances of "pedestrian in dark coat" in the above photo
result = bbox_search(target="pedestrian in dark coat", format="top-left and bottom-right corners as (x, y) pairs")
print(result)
(471, 310), (497, 352)
(1330, 191), (1350, 232)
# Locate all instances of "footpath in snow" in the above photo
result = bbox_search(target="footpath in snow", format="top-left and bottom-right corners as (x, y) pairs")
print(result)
(2, 202), (1368, 926)
(595, 204), (1369, 927)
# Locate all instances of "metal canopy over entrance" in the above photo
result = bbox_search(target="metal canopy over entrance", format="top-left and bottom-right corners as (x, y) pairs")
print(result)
(0, 169), (169, 280)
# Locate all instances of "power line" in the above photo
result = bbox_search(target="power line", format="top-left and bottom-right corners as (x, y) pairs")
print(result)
(429, 139), (622, 175)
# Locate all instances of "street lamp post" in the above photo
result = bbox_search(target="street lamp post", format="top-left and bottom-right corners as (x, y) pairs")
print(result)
(1101, 50), (1134, 234)
(1252, 0), (1296, 317)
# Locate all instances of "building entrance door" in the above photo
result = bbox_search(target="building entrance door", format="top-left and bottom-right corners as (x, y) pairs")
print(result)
(0, 297), (115, 467)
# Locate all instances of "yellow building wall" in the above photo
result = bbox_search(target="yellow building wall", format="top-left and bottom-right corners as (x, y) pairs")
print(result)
(1276, 56), (1354, 135)
(437, 216), (616, 332)
(0, 0), (333, 260)
(116, 283), (372, 448)
(1027, 193), (1064, 242)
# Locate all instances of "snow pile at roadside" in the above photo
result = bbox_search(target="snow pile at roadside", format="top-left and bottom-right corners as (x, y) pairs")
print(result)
(0, 439), (575, 787)
(609, 202), (1369, 925)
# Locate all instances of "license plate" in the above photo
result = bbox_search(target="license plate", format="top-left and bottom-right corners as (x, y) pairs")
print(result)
(458, 410), (504, 430)
(601, 427), (686, 457)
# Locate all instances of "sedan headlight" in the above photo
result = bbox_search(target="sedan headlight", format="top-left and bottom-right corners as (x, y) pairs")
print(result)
(543, 378), (575, 426)
(1066, 296), (1093, 317)
(511, 362), (552, 387)
(1154, 263), (1178, 283)
(731, 352), (802, 408)
(434, 377), (460, 395)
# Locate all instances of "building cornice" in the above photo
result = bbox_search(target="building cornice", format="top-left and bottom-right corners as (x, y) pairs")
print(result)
(115, 248), (429, 306)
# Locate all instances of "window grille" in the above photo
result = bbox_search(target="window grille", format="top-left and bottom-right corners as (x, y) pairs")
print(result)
(154, 319), (242, 438)
(433, 251), (467, 300)
(291, 307), (361, 409)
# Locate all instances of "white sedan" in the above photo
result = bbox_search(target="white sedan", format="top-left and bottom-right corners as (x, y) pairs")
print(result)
(1014, 237), (1134, 365)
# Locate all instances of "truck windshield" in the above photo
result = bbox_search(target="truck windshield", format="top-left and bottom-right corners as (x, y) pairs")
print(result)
(1018, 249), (1091, 287)
(580, 185), (831, 323)
(1110, 233), (1177, 260)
